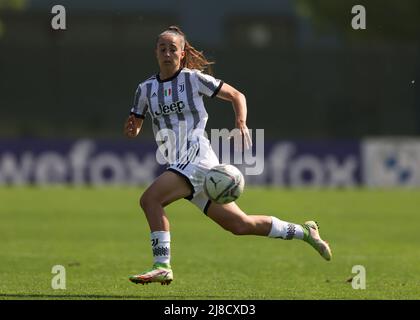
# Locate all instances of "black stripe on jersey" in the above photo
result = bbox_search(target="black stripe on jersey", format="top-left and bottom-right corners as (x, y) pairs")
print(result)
(198, 76), (217, 92)
(158, 82), (177, 160)
(184, 72), (201, 130)
(158, 82), (174, 132)
(171, 76), (180, 107)
(132, 85), (149, 116)
(211, 81), (224, 98)
(146, 83), (161, 130)
(174, 75), (191, 153)
(147, 83), (165, 150)
(171, 75), (187, 162)
(133, 85), (141, 109)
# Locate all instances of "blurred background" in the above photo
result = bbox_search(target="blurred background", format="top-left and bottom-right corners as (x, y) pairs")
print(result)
(1, 0), (420, 187)
(2, 1), (420, 301)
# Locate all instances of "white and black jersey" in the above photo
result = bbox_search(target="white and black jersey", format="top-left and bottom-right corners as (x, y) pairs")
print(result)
(130, 68), (223, 164)
(130, 68), (224, 213)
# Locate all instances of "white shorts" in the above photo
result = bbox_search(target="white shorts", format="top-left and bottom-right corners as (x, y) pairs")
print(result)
(166, 140), (219, 214)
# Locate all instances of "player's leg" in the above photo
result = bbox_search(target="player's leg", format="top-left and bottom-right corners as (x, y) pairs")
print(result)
(206, 201), (272, 236)
(206, 201), (332, 261)
(129, 170), (193, 285)
(139, 170), (192, 231)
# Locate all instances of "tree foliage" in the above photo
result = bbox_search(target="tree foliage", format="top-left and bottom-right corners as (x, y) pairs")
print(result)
(296, 0), (420, 42)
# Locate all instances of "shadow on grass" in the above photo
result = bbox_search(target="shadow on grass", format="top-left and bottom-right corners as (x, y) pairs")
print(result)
(0, 293), (225, 300)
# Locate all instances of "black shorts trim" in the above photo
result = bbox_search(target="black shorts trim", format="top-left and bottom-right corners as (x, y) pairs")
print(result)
(166, 168), (195, 200)
(203, 200), (212, 215)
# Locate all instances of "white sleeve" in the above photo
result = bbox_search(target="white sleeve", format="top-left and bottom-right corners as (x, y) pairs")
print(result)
(194, 71), (224, 98)
(130, 83), (148, 118)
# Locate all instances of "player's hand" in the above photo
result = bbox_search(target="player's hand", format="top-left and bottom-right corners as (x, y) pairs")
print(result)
(237, 120), (253, 151)
(124, 115), (141, 138)
(230, 119), (253, 152)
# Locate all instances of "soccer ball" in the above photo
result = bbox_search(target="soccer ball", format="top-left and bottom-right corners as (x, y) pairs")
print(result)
(204, 164), (245, 204)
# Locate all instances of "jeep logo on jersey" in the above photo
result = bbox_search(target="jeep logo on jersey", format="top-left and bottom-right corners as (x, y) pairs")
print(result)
(154, 100), (185, 117)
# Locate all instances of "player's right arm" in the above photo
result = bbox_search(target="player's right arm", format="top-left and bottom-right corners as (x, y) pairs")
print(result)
(124, 114), (143, 138)
(125, 83), (148, 138)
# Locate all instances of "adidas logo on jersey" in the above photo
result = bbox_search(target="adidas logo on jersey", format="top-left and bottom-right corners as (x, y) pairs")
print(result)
(154, 100), (185, 117)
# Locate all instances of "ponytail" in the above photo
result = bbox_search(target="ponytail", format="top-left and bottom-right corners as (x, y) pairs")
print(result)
(158, 26), (215, 75)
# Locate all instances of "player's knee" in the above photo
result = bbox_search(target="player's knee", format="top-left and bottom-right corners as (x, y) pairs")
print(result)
(139, 193), (154, 211)
(139, 192), (165, 211)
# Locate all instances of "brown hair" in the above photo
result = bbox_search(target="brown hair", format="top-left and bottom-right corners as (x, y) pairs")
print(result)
(158, 26), (214, 75)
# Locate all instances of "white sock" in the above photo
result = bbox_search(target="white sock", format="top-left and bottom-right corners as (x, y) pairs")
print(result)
(268, 216), (304, 240)
(151, 231), (171, 265)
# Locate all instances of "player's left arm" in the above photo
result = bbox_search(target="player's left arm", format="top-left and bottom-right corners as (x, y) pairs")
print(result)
(215, 83), (252, 150)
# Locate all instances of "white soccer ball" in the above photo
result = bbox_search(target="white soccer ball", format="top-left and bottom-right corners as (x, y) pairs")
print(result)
(204, 164), (245, 204)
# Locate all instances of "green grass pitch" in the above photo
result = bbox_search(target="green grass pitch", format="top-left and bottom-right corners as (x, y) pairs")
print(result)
(1, 187), (419, 300)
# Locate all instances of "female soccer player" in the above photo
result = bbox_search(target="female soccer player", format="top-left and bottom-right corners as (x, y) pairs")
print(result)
(125, 26), (331, 285)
